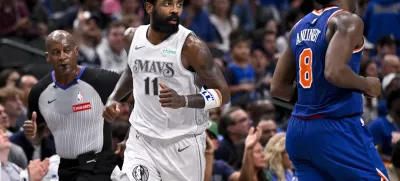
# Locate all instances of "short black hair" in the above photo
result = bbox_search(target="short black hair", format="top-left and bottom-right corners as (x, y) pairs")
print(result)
(387, 88), (400, 110)
(218, 107), (242, 138)
(378, 35), (397, 47)
(314, 0), (333, 5)
(145, 0), (156, 4)
(229, 30), (250, 50)
(106, 21), (127, 35)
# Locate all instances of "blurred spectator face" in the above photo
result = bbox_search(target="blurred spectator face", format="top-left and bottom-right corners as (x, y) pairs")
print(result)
(107, 25), (125, 52)
(150, 0), (182, 35)
(382, 55), (400, 77)
(227, 109), (251, 137)
(6, 71), (20, 88)
(190, 0), (204, 10)
(3, 95), (23, 118)
(0, 130), (11, 155)
(365, 62), (378, 78)
(0, 105), (9, 129)
(250, 49), (268, 73)
(265, 19), (278, 36)
(115, 102), (131, 121)
(122, 15), (142, 28)
(83, 19), (101, 38)
(252, 143), (266, 169)
(122, 0), (139, 12)
(206, 131), (219, 149)
(20, 75), (38, 106)
(263, 33), (277, 56)
(232, 41), (250, 61)
(84, 0), (101, 11)
(377, 43), (396, 57)
(209, 107), (221, 123)
(213, 0), (230, 15)
(258, 119), (277, 146)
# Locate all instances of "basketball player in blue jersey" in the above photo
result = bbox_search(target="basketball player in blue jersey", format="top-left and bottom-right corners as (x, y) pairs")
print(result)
(271, 0), (389, 180)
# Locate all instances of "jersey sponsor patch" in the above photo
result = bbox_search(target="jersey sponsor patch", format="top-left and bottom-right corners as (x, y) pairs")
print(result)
(72, 102), (91, 112)
(132, 165), (149, 181)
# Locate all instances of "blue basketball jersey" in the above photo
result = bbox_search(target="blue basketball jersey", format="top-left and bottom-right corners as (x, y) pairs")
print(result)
(290, 7), (364, 118)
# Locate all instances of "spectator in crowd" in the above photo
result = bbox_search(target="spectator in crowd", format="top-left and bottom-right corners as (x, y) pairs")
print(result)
(237, 126), (268, 181)
(258, 117), (277, 147)
(0, 69), (21, 88)
(363, 0), (400, 53)
(264, 132), (293, 181)
(204, 120), (241, 181)
(389, 140), (400, 181)
(75, 11), (103, 68)
(276, 8), (303, 53)
(369, 88), (400, 162)
(232, 0), (254, 32)
(263, 31), (278, 68)
(249, 46), (272, 95)
(15, 75), (38, 128)
(0, 0), (37, 38)
(0, 128), (49, 181)
(24, 0), (49, 38)
(360, 59), (379, 124)
(362, 38), (375, 62)
(249, 100), (276, 126)
(209, 0), (239, 53)
(181, 0), (218, 46)
(381, 54), (400, 79)
(110, 0), (145, 22)
(374, 35), (397, 70)
(215, 107), (251, 165)
(10, 128), (56, 163)
(224, 31), (256, 104)
(377, 73), (400, 117)
(209, 107), (222, 124)
(97, 21), (128, 74)
(0, 87), (24, 133)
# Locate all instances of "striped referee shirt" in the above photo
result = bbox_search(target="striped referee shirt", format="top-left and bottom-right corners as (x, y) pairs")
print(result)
(28, 66), (120, 159)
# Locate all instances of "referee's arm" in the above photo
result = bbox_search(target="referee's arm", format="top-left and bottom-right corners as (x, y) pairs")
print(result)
(26, 84), (47, 144)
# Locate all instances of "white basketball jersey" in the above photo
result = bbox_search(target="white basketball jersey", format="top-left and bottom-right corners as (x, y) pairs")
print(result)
(127, 25), (209, 139)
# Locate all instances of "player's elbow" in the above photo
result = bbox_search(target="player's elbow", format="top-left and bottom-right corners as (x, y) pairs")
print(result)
(324, 66), (341, 84)
(270, 84), (290, 102)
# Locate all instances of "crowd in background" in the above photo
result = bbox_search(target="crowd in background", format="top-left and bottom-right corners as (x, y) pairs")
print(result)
(0, 0), (400, 180)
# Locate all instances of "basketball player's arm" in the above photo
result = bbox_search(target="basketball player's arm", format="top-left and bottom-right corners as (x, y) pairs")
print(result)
(182, 35), (231, 108)
(324, 13), (370, 92)
(106, 28), (136, 104)
(270, 31), (297, 102)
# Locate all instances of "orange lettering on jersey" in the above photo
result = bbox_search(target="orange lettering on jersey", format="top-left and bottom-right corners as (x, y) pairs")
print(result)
(72, 102), (92, 112)
(299, 48), (313, 89)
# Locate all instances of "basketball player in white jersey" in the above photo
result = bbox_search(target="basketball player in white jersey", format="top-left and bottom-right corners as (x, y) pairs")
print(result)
(102, 0), (230, 180)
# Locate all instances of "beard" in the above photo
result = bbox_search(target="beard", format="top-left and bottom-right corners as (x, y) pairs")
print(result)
(151, 10), (180, 35)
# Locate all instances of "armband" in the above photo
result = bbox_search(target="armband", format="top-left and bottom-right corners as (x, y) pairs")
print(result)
(200, 89), (222, 110)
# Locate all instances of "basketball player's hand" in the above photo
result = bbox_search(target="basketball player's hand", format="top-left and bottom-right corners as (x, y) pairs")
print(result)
(245, 126), (261, 150)
(24, 112), (37, 141)
(364, 77), (381, 98)
(103, 102), (121, 122)
(115, 141), (126, 159)
(159, 83), (185, 109)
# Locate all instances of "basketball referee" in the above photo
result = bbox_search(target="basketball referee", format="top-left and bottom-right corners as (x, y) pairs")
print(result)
(23, 30), (120, 181)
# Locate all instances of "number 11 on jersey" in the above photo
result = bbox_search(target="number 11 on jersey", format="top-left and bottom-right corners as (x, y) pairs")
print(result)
(299, 48), (313, 89)
(144, 77), (158, 95)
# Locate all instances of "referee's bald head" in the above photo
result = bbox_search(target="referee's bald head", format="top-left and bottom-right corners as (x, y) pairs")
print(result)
(45, 30), (76, 51)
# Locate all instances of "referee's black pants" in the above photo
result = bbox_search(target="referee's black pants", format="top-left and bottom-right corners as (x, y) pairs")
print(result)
(58, 150), (117, 181)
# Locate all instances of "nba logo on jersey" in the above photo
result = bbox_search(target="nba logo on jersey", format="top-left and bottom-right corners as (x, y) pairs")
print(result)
(77, 92), (83, 102)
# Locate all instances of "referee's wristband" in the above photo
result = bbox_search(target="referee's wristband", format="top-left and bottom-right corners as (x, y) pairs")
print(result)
(200, 89), (222, 110)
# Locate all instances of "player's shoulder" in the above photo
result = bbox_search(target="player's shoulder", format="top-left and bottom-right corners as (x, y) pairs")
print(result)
(123, 27), (138, 42)
(328, 11), (364, 30)
(30, 73), (53, 98)
(182, 33), (208, 54)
